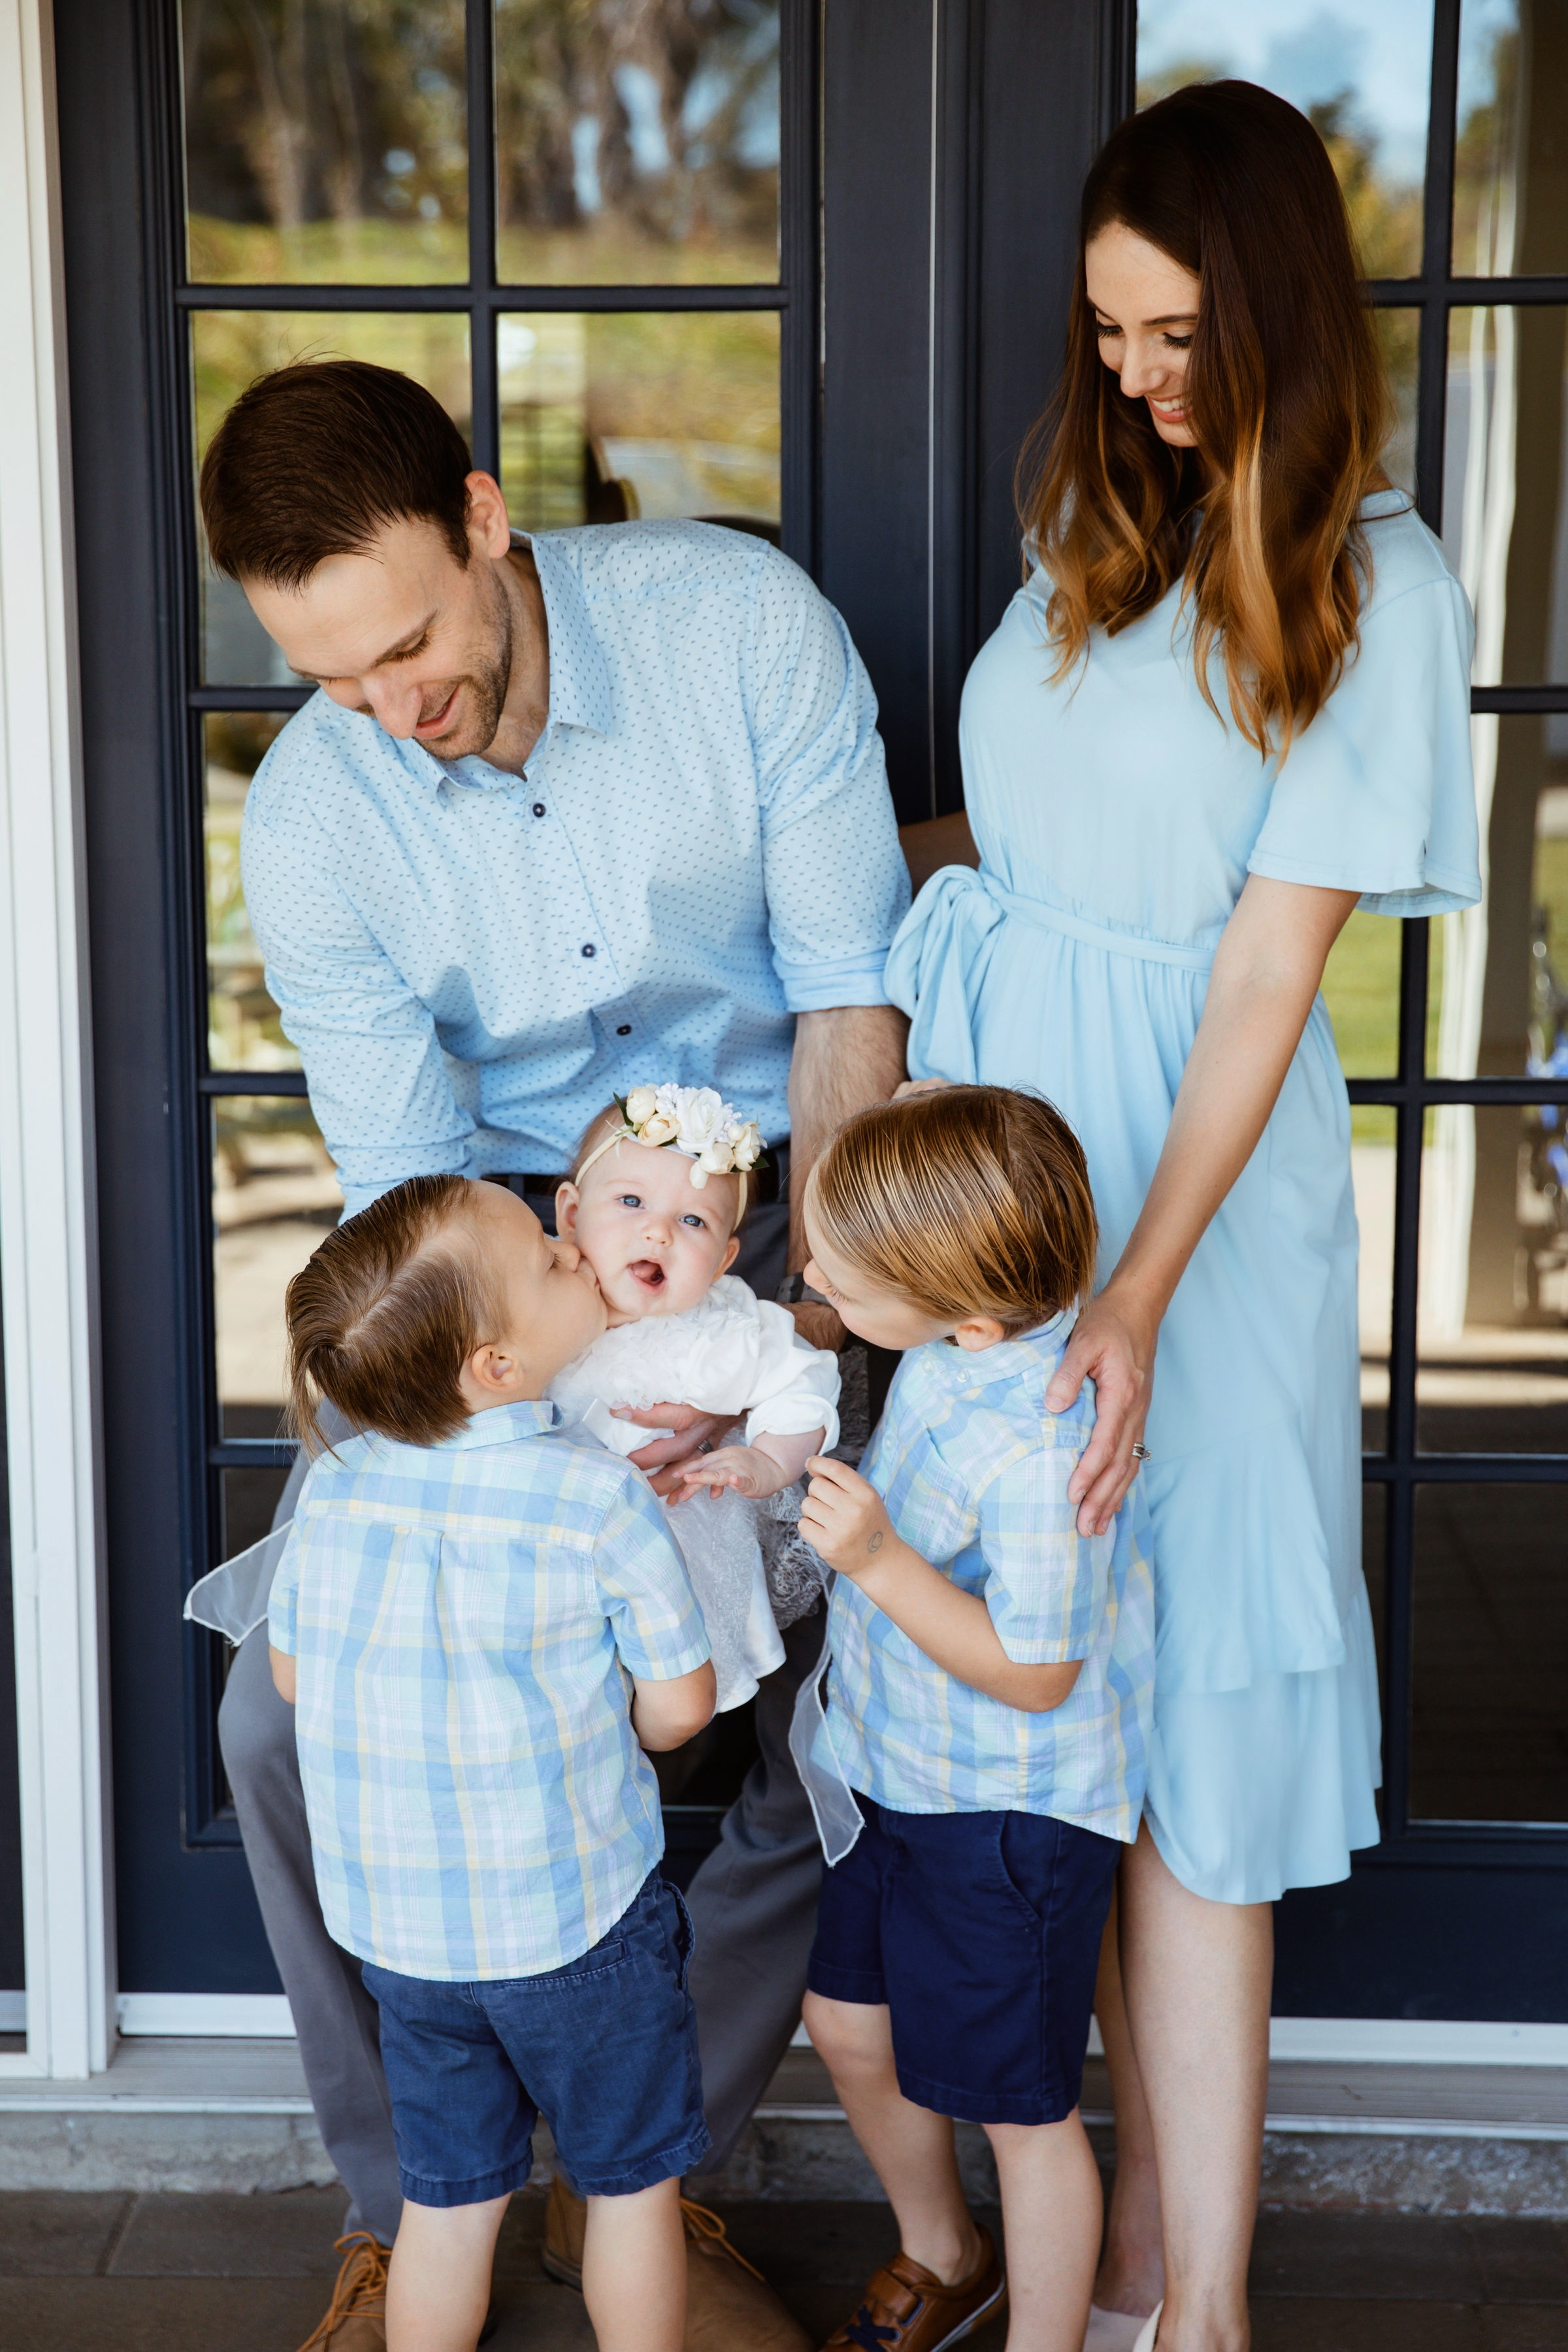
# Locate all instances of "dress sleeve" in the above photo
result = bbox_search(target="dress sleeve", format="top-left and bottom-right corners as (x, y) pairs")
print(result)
(1247, 574), (1481, 917)
(741, 1299), (841, 1452)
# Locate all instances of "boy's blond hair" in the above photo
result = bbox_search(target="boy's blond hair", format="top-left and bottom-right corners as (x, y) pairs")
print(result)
(808, 1086), (1098, 1336)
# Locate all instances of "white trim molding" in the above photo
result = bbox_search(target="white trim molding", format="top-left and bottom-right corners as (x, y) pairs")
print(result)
(117, 1995), (297, 2039)
(0, 0), (110, 2079)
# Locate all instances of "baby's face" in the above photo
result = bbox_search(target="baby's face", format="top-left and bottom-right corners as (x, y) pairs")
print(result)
(558, 1141), (741, 1320)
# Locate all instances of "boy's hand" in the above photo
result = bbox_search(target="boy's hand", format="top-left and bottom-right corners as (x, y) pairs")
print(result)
(672, 1443), (785, 1503)
(801, 1457), (898, 1580)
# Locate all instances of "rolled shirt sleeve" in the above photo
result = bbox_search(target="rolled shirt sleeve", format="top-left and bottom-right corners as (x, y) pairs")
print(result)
(593, 1467), (712, 1682)
(745, 546), (911, 1009)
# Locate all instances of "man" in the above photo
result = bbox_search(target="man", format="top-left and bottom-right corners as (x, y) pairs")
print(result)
(205, 359), (909, 2352)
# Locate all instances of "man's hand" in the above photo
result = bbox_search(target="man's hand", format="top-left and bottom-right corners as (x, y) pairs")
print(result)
(801, 1456), (898, 1581)
(613, 1402), (745, 1499)
(1044, 1286), (1156, 1537)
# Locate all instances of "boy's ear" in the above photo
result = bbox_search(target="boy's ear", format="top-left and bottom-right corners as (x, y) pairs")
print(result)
(556, 1182), (581, 1235)
(464, 1341), (517, 1394)
(953, 1315), (1007, 1352)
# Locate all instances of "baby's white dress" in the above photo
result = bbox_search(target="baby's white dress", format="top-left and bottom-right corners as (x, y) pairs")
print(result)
(548, 1275), (841, 1709)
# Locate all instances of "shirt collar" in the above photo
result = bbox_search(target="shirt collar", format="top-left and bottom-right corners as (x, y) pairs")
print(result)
(441, 1398), (563, 1449)
(385, 531), (614, 796)
(917, 1307), (1076, 1390)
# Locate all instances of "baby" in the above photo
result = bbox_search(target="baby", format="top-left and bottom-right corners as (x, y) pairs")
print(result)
(548, 1085), (841, 1708)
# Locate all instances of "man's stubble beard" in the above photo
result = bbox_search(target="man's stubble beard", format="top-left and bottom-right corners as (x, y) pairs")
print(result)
(425, 561), (515, 762)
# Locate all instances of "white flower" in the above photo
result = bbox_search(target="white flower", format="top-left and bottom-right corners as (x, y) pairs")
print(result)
(698, 1140), (736, 1175)
(640, 1112), (679, 1146)
(671, 1086), (725, 1156)
(624, 1085), (659, 1126)
(730, 1122), (762, 1170)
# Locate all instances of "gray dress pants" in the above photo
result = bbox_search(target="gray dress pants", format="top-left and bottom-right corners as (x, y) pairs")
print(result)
(217, 1172), (825, 2244)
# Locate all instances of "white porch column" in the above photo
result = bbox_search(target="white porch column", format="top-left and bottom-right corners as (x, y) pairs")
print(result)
(0, 0), (112, 2078)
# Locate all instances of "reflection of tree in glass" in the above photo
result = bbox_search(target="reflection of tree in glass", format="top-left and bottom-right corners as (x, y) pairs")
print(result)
(494, 0), (779, 282)
(184, 0), (468, 282)
(1453, 25), (1516, 276)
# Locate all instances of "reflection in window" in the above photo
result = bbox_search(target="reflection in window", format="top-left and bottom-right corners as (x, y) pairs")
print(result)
(494, 0), (779, 286)
(182, 0), (468, 284)
(191, 310), (471, 684)
(1373, 310), (1419, 497)
(1135, 0), (1431, 275)
(1351, 1105), (1396, 1452)
(1455, 0), (1568, 278)
(213, 1096), (341, 1441)
(205, 715), (293, 1071)
(1441, 306), (1568, 689)
(1412, 1483), (1568, 1821)
(498, 311), (779, 532)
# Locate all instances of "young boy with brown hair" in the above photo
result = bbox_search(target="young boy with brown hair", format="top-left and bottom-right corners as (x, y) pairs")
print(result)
(267, 1173), (716, 2352)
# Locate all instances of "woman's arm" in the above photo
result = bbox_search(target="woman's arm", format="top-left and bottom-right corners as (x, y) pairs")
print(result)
(1049, 874), (1360, 1535)
(801, 1458), (1082, 1712)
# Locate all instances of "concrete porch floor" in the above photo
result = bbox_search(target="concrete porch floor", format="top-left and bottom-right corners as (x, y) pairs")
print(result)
(0, 2189), (1567, 2351)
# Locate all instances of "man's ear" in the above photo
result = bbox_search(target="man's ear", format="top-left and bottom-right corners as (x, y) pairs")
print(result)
(719, 1234), (741, 1276)
(556, 1182), (581, 1237)
(952, 1315), (1007, 1352)
(465, 470), (513, 561)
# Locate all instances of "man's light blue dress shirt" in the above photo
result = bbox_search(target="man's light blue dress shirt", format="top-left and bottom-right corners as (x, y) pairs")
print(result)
(242, 521), (910, 1217)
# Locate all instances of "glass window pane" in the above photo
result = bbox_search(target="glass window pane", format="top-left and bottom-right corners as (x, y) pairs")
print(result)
(1442, 306), (1568, 689)
(221, 1464), (293, 1561)
(214, 1096), (341, 1441)
(1135, 2), (1431, 276)
(1455, 1), (1568, 278)
(1353, 1104), (1396, 1453)
(206, 715), (295, 1072)
(191, 311), (471, 685)
(1412, 1482), (1568, 1822)
(1429, 713), (1568, 1079)
(1418, 1102), (1568, 1448)
(1374, 308), (1419, 497)
(494, 1), (779, 286)
(498, 311), (779, 532)
(1323, 910), (1401, 1077)
(182, 0), (468, 284)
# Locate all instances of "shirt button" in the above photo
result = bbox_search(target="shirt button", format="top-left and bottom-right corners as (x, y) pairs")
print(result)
(617, 1024), (631, 1036)
(581, 943), (596, 958)
(532, 802), (546, 817)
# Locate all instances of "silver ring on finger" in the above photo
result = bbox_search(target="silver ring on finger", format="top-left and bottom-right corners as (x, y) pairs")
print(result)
(694, 1439), (714, 1456)
(1132, 1441), (1152, 1463)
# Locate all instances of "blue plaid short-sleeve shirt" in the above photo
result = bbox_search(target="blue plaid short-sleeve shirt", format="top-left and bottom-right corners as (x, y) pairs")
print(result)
(815, 1320), (1155, 1840)
(268, 1400), (709, 1980)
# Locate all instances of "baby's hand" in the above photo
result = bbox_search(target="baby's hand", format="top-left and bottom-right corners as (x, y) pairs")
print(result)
(800, 1457), (897, 1579)
(672, 1443), (786, 1503)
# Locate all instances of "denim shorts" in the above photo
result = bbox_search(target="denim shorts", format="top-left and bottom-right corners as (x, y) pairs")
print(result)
(806, 1798), (1120, 2127)
(361, 1873), (711, 2206)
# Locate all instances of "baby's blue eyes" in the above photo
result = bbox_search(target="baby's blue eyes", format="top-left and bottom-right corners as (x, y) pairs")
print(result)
(613, 1192), (707, 1233)
(681, 1214), (706, 1230)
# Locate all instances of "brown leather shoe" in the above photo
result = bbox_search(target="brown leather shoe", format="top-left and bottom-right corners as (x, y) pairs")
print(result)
(542, 2178), (811, 2351)
(821, 2227), (1005, 2352)
(295, 2230), (389, 2351)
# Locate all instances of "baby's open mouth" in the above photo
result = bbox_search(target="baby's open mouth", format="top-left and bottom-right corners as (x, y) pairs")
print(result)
(628, 1259), (666, 1290)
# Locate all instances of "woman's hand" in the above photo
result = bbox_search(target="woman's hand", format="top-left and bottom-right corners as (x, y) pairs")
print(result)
(614, 1403), (745, 1499)
(800, 1457), (897, 1580)
(1045, 1286), (1158, 1537)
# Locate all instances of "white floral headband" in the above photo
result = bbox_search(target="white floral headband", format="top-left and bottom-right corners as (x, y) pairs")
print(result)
(578, 1084), (768, 1196)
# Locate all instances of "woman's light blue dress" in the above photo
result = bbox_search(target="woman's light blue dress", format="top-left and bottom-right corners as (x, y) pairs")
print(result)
(886, 493), (1480, 1903)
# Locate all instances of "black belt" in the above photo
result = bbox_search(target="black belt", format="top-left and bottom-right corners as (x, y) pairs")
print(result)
(502, 1147), (785, 1207)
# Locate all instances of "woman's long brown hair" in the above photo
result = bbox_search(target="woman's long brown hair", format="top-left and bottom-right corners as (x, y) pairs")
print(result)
(1020, 80), (1392, 758)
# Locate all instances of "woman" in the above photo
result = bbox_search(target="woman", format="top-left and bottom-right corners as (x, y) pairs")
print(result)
(889, 83), (1479, 2352)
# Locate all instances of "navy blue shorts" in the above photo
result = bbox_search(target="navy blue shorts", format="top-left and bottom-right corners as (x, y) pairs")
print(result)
(806, 1798), (1120, 2127)
(361, 1874), (711, 2207)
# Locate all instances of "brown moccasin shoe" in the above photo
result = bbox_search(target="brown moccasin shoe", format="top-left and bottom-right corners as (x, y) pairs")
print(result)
(295, 2230), (389, 2351)
(821, 2227), (1005, 2352)
(542, 2178), (811, 2351)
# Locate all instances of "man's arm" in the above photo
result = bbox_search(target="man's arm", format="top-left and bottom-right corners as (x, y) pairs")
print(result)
(785, 1004), (909, 1348)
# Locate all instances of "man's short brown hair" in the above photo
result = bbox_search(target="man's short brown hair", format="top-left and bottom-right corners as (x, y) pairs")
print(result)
(199, 359), (474, 589)
(808, 1086), (1098, 1336)
(286, 1174), (494, 1452)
